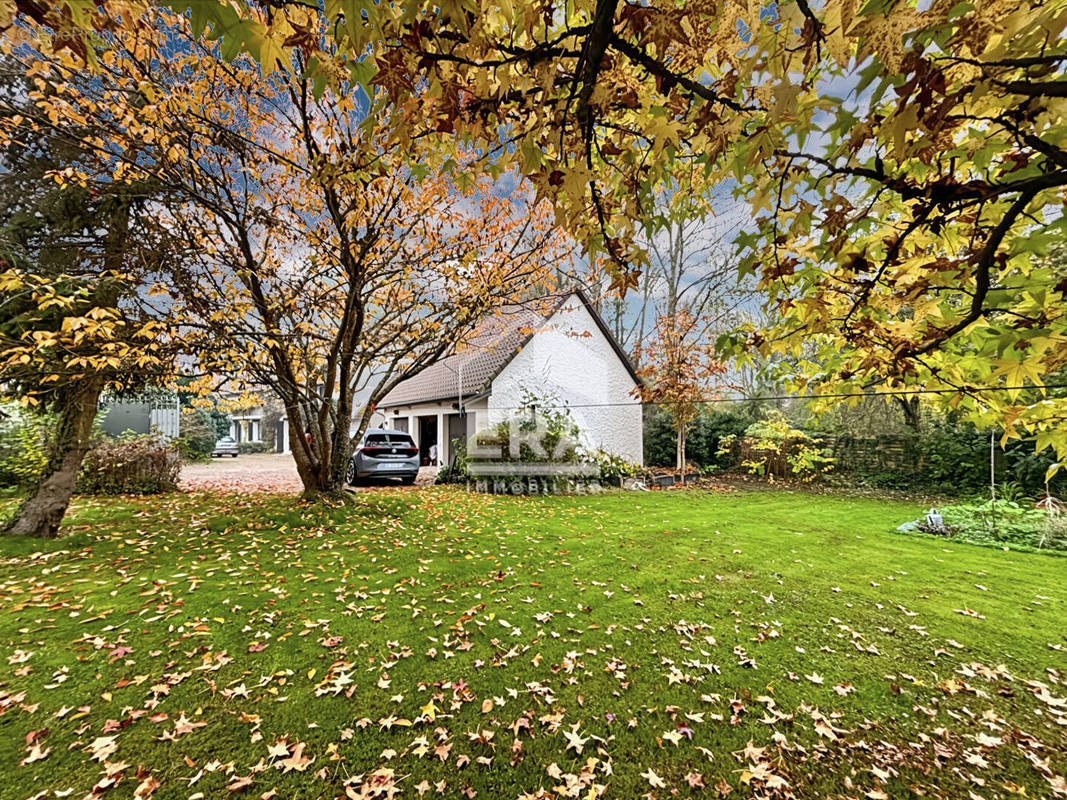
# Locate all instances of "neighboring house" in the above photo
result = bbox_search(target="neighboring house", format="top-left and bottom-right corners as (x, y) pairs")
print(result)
(211, 389), (374, 456)
(228, 410), (268, 447)
(219, 396), (288, 452)
(375, 289), (643, 468)
(100, 392), (180, 439)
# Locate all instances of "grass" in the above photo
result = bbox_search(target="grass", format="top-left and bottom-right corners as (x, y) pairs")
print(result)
(0, 486), (1065, 799)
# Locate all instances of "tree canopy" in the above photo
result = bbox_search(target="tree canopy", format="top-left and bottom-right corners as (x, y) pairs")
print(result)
(4, 9), (569, 496)
(0, 57), (178, 534)
(4, 0), (1067, 462)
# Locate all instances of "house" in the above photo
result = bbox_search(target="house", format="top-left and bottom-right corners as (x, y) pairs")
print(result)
(374, 289), (643, 468)
(219, 396), (288, 453)
(227, 407), (273, 450)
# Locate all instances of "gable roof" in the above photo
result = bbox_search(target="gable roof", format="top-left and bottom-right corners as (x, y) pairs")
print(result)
(378, 289), (639, 408)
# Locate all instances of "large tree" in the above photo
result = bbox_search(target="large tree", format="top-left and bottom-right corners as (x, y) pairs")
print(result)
(7, 14), (567, 496)
(575, 184), (749, 364)
(0, 63), (174, 536)
(6, 0), (1067, 457)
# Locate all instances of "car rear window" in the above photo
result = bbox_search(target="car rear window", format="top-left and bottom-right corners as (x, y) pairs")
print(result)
(366, 434), (415, 446)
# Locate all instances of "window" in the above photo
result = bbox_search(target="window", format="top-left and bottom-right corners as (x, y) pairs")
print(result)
(366, 433), (416, 447)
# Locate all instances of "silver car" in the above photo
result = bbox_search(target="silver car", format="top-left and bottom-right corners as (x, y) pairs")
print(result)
(212, 436), (239, 457)
(346, 429), (420, 486)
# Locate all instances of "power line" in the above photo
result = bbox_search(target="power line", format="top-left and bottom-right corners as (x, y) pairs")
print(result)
(472, 382), (1067, 411)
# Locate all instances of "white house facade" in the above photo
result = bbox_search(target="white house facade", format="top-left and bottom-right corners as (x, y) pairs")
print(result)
(374, 290), (643, 468)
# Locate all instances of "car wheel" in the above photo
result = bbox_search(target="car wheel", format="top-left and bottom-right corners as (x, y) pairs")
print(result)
(231, 452), (239, 458)
(400, 475), (416, 486)
(345, 459), (358, 486)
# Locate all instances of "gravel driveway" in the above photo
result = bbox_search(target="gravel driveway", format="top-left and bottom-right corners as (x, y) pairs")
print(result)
(181, 453), (437, 494)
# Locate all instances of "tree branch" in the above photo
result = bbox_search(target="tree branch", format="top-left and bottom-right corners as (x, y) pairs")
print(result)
(609, 34), (756, 113)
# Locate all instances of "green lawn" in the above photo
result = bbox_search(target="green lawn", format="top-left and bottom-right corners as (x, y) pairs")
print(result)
(1, 487), (1064, 799)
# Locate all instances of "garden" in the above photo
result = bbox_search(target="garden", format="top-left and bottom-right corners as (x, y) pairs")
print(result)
(642, 404), (1067, 553)
(2, 3), (1066, 798)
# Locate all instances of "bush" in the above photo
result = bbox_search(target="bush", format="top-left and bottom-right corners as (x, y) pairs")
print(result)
(719, 412), (835, 481)
(238, 441), (270, 454)
(436, 440), (471, 484)
(845, 419), (1067, 497)
(1040, 515), (1067, 550)
(938, 500), (1046, 546)
(915, 419), (988, 493)
(590, 449), (641, 483)
(1004, 440), (1065, 497)
(643, 406), (677, 468)
(691, 410), (752, 469)
(77, 434), (182, 495)
(0, 407), (53, 488)
(176, 408), (217, 461)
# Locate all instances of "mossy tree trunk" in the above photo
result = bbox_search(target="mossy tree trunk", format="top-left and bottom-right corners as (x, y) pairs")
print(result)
(3, 379), (103, 537)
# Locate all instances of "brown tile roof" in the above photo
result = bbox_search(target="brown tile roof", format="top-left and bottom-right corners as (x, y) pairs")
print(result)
(378, 293), (571, 408)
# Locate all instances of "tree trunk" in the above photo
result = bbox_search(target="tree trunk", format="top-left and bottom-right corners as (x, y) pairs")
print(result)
(323, 422), (351, 496)
(676, 426), (686, 471)
(3, 379), (103, 538)
(3, 193), (131, 537)
(285, 402), (354, 498)
(286, 403), (328, 496)
(324, 385), (356, 496)
(895, 395), (922, 432)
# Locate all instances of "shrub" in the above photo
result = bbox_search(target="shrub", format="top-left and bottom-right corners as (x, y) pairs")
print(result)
(474, 389), (584, 467)
(435, 440), (469, 484)
(238, 441), (270, 454)
(938, 500), (1046, 546)
(643, 406), (752, 469)
(643, 406), (677, 468)
(0, 407), (53, 488)
(844, 420), (1067, 497)
(590, 449), (641, 483)
(916, 419), (988, 492)
(1039, 514), (1067, 550)
(720, 412), (834, 481)
(1004, 440), (1066, 497)
(176, 408), (217, 461)
(688, 410), (752, 469)
(77, 434), (181, 495)
(436, 439), (478, 485)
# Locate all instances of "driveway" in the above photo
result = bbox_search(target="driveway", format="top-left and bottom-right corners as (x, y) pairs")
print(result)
(181, 453), (437, 494)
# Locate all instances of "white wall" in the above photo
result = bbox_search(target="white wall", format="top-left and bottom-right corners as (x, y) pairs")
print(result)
(278, 419), (290, 454)
(487, 295), (643, 464)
